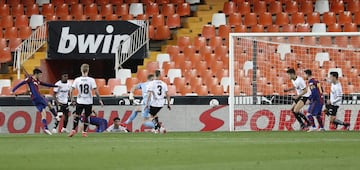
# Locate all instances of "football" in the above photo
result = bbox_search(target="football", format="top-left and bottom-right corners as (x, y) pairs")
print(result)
(209, 99), (219, 107)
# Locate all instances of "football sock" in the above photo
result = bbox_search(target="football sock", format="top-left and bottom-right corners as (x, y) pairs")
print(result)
(316, 116), (324, 128)
(293, 112), (304, 126)
(83, 118), (88, 132)
(298, 113), (310, 125)
(54, 120), (59, 128)
(125, 110), (138, 124)
(307, 115), (315, 128)
(63, 114), (68, 128)
(333, 119), (345, 125)
(143, 121), (155, 128)
(152, 117), (160, 130)
(73, 117), (80, 130)
(50, 108), (57, 117)
(42, 119), (48, 130)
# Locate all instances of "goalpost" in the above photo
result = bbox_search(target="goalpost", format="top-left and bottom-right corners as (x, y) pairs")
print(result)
(228, 32), (360, 131)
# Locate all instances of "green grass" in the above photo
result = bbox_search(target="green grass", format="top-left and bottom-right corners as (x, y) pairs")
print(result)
(0, 131), (359, 170)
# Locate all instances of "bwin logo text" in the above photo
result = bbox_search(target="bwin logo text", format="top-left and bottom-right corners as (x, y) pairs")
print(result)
(57, 25), (131, 54)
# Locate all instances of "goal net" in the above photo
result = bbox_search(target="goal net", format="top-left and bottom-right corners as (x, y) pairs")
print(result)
(228, 32), (360, 131)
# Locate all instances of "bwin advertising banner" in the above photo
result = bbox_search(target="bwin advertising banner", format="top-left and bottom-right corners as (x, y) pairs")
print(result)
(47, 21), (148, 60)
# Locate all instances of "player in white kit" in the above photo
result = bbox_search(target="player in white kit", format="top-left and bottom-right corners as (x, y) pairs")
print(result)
(52, 72), (72, 133)
(69, 64), (104, 137)
(285, 68), (311, 130)
(324, 71), (350, 130)
(145, 70), (171, 132)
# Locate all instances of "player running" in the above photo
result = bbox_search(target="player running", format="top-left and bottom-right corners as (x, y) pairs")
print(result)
(324, 71), (350, 130)
(106, 117), (129, 132)
(284, 68), (311, 130)
(69, 64), (104, 137)
(12, 68), (58, 135)
(124, 74), (156, 130)
(145, 70), (171, 133)
(304, 69), (325, 132)
(52, 72), (71, 133)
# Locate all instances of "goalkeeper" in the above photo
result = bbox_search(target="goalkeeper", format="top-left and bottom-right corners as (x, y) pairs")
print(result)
(123, 74), (156, 129)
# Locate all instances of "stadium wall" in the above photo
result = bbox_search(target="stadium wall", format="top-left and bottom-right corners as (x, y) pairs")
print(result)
(1, 104), (360, 133)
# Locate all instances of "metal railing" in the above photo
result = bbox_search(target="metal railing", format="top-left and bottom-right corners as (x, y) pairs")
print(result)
(13, 22), (47, 79)
(115, 20), (149, 70)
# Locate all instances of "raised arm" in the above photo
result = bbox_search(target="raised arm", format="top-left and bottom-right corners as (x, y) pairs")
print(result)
(12, 80), (27, 93)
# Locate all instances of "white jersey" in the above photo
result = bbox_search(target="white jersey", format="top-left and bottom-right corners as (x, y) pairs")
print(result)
(106, 124), (128, 132)
(330, 82), (343, 106)
(53, 80), (72, 104)
(72, 76), (97, 105)
(291, 76), (311, 97)
(147, 79), (168, 107)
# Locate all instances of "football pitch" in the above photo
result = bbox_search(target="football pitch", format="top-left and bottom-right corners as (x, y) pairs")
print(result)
(0, 131), (359, 170)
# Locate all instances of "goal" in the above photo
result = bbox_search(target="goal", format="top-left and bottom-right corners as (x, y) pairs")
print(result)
(228, 32), (360, 131)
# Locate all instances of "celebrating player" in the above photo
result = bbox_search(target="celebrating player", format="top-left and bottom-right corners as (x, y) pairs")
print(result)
(324, 71), (350, 130)
(69, 64), (104, 137)
(52, 72), (71, 133)
(304, 69), (324, 132)
(145, 70), (171, 133)
(124, 74), (156, 129)
(12, 68), (58, 135)
(284, 68), (311, 130)
(106, 117), (129, 132)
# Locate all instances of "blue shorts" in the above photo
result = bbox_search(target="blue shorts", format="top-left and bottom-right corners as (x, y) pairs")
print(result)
(141, 105), (150, 118)
(308, 102), (323, 116)
(32, 97), (48, 112)
(90, 117), (108, 132)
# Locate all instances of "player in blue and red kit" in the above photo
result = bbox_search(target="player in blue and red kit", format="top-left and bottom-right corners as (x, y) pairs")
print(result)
(304, 69), (325, 132)
(12, 68), (58, 135)
(78, 110), (108, 132)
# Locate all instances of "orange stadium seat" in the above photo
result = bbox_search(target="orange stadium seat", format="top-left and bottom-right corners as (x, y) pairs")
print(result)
(193, 36), (206, 50)
(0, 4), (9, 17)
(98, 86), (112, 96)
(327, 23), (342, 32)
(0, 38), (6, 48)
(60, 15), (73, 21)
(151, 14), (165, 27)
(291, 12), (305, 24)
(107, 78), (121, 91)
(105, 14), (119, 20)
(42, 3), (55, 16)
(303, 36), (316, 45)
(223, 1), (237, 15)
(155, 0), (168, 4)
(173, 77), (186, 88)
(52, 0), (65, 6)
(228, 13), (242, 26)
(234, 25), (247, 32)
(299, 0), (314, 14)
(176, 3), (190, 16)
(238, 1), (250, 15)
(163, 61), (175, 75)
(177, 36), (191, 50)
(306, 12), (320, 25)
(244, 13), (257, 26)
(338, 11), (352, 25)
(26, 4), (39, 16)
(334, 36), (349, 47)
(180, 60), (192, 73)
(121, 14), (134, 20)
(146, 61), (160, 73)
(285, 1), (298, 14)
(348, 0), (360, 12)
(7, 0), (20, 6)
(160, 76), (170, 85)
(71, 4), (84, 17)
(9, 38), (22, 51)
(136, 14), (148, 20)
(282, 24), (295, 32)
(209, 36), (223, 49)
(354, 12), (360, 24)
(296, 23), (310, 32)
(56, 4), (69, 17)
(95, 78), (106, 88)
(350, 36), (360, 48)
(153, 25), (170, 40)
(267, 24), (280, 32)
(65, 0), (79, 5)
(268, 1), (282, 14)
(1, 15), (13, 28)
(110, 0), (123, 5)
(15, 15), (29, 28)
(1, 86), (12, 96)
(330, 0), (344, 13)
(21, 0), (35, 6)
(253, 1), (267, 14)
(0, 47), (11, 63)
(4, 27), (17, 39)
(146, 2), (159, 16)
(183, 45), (195, 58)
(81, 0), (95, 5)
(125, 77), (139, 91)
(11, 4), (24, 16)
(90, 14), (103, 20)
(96, 0), (110, 5)
(210, 83), (224, 96)
(258, 12), (273, 26)
(45, 15), (58, 21)
(275, 12), (289, 26)
(137, 69), (149, 82)
(344, 23), (358, 32)
(218, 24), (231, 39)
(75, 15), (88, 20)
(322, 12), (336, 25)
(251, 24), (264, 32)
(179, 84), (192, 95)
(167, 84), (177, 96)
(85, 3), (98, 17)
(201, 25), (216, 39)
(161, 4), (175, 16)
(116, 4), (129, 16)
(195, 85), (208, 96)
(166, 45), (180, 58)
(19, 26), (32, 39)
(199, 45), (212, 57)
